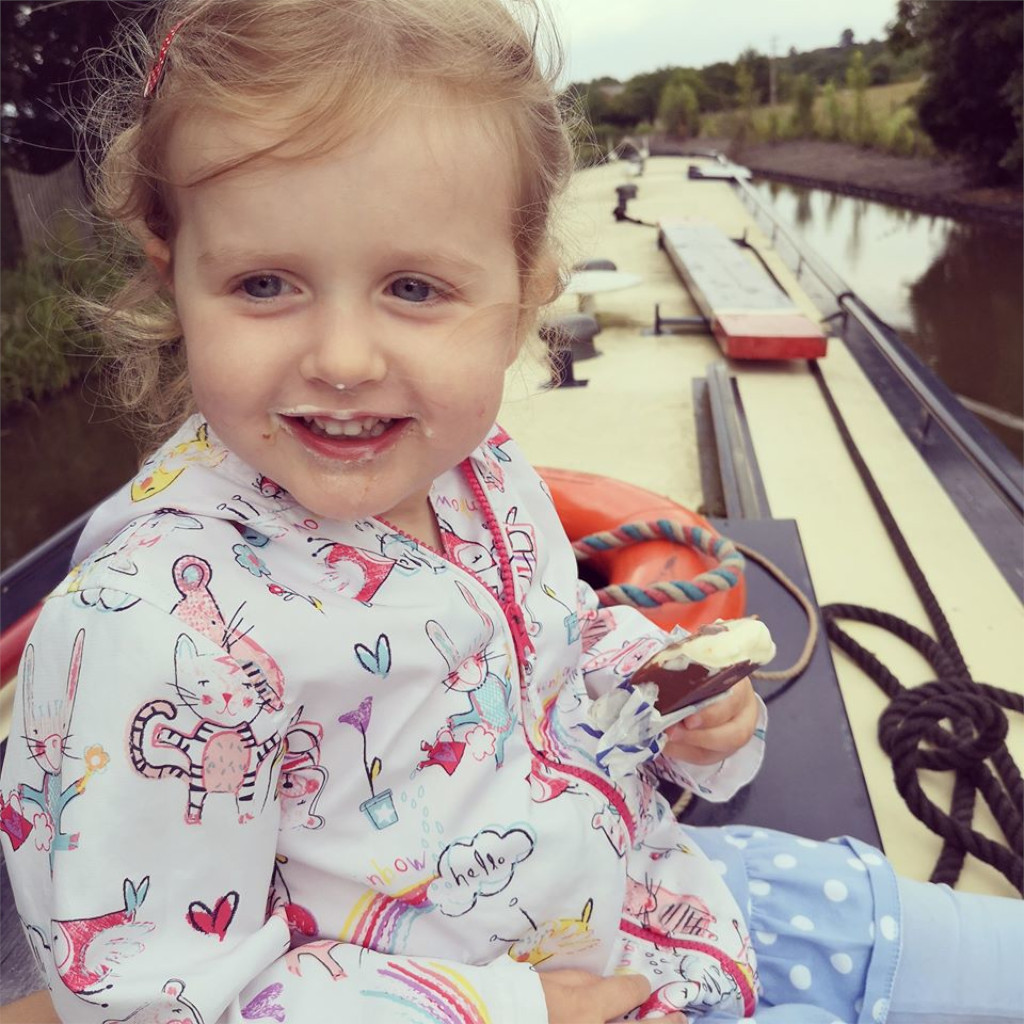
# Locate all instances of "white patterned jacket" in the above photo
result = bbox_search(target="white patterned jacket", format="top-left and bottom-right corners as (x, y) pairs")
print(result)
(1, 417), (766, 1023)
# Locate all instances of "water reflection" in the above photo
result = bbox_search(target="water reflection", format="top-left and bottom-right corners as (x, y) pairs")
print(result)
(908, 222), (1023, 441)
(749, 180), (1023, 459)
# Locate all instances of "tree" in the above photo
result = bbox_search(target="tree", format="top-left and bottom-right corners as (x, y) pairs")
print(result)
(868, 55), (893, 86)
(906, 1), (1023, 182)
(885, 0), (925, 55)
(658, 75), (700, 138)
(845, 51), (874, 145)
(735, 48), (770, 105)
(788, 74), (817, 138)
(731, 61), (757, 145)
(1, 1), (153, 174)
(698, 62), (738, 111)
(840, 28), (855, 48)
(821, 79), (844, 141)
(617, 69), (676, 126)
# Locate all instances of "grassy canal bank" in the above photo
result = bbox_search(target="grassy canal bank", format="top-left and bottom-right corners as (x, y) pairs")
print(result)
(671, 136), (1023, 229)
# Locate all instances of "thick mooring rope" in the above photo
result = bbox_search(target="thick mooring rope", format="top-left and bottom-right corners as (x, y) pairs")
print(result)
(811, 362), (1023, 892)
(823, 603), (1023, 892)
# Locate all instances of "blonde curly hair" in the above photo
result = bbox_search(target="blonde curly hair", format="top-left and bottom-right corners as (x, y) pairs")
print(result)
(85, 0), (574, 444)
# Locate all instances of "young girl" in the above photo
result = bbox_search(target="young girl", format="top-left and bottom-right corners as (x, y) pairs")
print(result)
(2, 2), (1021, 1023)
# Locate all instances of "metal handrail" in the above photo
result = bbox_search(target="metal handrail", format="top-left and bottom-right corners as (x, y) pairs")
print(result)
(723, 166), (1024, 519)
(838, 293), (1024, 517)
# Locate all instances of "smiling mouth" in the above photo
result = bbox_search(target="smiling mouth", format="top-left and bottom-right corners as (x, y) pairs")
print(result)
(293, 414), (398, 440)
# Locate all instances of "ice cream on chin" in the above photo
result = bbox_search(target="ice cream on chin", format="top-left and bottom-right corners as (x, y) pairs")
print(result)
(629, 617), (776, 713)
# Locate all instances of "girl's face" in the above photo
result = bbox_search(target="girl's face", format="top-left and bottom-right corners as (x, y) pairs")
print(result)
(160, 103), (524, 539)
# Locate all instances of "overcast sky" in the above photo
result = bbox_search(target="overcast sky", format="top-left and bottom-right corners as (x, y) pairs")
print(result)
(550, 0), (901, 83)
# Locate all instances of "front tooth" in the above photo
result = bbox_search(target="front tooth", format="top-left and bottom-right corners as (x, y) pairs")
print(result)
(306, 415), (392, 438)
(315, 418), (347, 436)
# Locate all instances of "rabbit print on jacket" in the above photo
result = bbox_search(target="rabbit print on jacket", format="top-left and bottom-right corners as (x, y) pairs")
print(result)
(1, 417), (766, 1023)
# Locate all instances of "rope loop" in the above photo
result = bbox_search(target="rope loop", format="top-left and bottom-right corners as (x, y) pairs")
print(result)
(882, 684), (1009, 772)
(823, 603), (1023, 893)
(571, 518), (745, 610)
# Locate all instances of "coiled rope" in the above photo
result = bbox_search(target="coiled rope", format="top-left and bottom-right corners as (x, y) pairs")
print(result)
(573, 520), (743, 608)
(573, 517), (820, 820)
(571, 519), (819, 686)
(812, 361), (1023, 893)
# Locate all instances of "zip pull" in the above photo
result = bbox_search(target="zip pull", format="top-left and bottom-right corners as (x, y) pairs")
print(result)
(505, 602), (535, 674)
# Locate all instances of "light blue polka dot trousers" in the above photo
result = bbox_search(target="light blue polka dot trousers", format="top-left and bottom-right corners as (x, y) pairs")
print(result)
(684, 825), (1024, 1024)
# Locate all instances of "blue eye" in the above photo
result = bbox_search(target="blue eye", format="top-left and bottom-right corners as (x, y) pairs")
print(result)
(241, 274), (285, 299)
(390, 277), (436, 303)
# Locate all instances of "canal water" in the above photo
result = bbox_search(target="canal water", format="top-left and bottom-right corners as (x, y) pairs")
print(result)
(748, 180), (1024, 461)
(2, 184), (1021, 571)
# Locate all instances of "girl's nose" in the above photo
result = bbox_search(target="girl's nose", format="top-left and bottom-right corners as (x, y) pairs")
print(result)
(300, 303), (387, 390)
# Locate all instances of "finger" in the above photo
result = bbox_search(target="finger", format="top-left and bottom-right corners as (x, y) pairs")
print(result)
(689, 695), (760, 751)
(668, 718), (757, 763)
(664, 700), (759, 763)
(662, 739), (725, 766)
(682, 679), (753, 731)
(684, 679), (757, 737)
(592, 973), (651, 1020)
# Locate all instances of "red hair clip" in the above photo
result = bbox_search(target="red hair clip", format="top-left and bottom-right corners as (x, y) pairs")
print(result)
(144, 19), (186, 99)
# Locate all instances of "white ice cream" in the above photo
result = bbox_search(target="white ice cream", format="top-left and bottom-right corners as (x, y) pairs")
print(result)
(654, 617), (776, 671)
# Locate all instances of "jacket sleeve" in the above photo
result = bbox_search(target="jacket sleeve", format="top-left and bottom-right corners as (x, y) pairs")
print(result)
(0, 592), (546, 1024)
(574, 580), (766, 801)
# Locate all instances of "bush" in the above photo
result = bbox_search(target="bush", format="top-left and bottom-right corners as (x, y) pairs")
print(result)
(846, 52), (876, 145)
(821, 80), (845, 140)
(658, 78), (701, 138)
(0, 222), (114, 412)
(788, 73), (817, 137)
(868, 55), (893, 86)
(876, 105), (932, 158)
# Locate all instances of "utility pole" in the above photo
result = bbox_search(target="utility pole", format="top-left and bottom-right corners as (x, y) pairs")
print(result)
(769, 35), (777, 107)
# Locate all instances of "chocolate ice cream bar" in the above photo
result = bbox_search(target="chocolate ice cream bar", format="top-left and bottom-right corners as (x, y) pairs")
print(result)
(629, 617), (776, 713)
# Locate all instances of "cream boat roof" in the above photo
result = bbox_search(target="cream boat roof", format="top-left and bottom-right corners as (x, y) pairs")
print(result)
(499, 155), (1023, 898)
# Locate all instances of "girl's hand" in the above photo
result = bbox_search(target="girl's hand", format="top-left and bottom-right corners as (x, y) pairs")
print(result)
(539, 969), (686, 1023)
(662, 678), (758, 765)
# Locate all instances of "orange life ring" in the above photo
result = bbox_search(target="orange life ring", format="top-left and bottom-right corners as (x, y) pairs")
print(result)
(539, 467), (746, 631)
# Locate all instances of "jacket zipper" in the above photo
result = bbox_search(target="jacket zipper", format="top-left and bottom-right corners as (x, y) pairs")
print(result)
(380, 459), (637, 842)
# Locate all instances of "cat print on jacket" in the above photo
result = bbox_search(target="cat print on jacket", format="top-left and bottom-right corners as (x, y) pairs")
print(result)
(129, 634), (280, 824)
(169, 554), (285, 713)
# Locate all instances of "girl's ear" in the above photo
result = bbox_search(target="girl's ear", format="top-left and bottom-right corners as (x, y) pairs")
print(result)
(144, 237), (173, 289)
